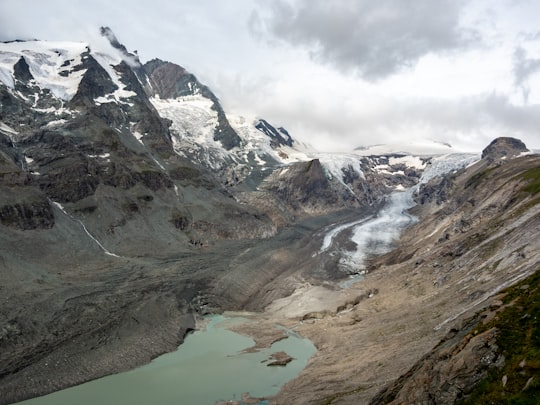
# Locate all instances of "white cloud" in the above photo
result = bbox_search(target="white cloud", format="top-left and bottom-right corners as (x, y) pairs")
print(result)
(213, 55), (540, 153)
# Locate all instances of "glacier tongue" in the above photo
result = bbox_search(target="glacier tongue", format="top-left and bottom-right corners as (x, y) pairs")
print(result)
(150, 95), (218, 145)
(338, 190), (418, 273)
(418, 153), (480, 185)
(322, 152), (480, 275)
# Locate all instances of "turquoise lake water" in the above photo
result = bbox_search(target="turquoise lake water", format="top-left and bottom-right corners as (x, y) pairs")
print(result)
(15, 315), (316, 405)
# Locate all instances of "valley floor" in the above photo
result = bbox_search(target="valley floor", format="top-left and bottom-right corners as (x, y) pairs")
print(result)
(0, 209), (368, 404)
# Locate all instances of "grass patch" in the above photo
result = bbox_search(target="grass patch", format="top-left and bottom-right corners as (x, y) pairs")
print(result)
(321, 385), (370, 405)
(465, 167), (497, 190)
(519, 167), (540, 195)
(507, 195), (540, 221)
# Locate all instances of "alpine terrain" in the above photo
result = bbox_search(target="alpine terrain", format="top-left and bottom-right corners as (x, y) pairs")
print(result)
(0, 28), (538, 404)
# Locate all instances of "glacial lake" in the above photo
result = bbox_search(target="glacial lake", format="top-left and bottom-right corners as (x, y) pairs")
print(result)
(15, 315), (316, 405)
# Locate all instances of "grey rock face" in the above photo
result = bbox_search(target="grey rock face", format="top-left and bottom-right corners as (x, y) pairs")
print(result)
(0, 192), (54, 230)
(70, 52), (118, 108)
(144, 59), (200, 99)
(266, 159), (334, 207)
(481, 137), (528, 161)
(13, 56), (34, 82)
(144, 59), (241, 150)
(370, 317), (502, 405)
(255, 119), (293, 147)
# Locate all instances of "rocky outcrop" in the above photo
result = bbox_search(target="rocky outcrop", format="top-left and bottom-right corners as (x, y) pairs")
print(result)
(144, 59), (242, 150)
(481, 136), (529, 162)
(268, 159), (333, 207)
(370, 316), (502, 404)
(144, 59), (201, 99)
(70, 52), (118, 108)
(371, 268), (540, 405)
(0, 190), (54, 230)
(255, 119), (293, 147)
(266, 351), (294, 367)
(13, 56), (34, 83)
(244, 158), (360, 224)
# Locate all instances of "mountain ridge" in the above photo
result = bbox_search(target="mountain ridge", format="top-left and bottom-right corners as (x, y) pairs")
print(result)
(0, 29), (538, 404)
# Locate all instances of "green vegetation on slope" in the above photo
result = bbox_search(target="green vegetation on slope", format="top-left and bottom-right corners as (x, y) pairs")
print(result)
(519, 166), (540, 195)
(461, 270), (540, 404)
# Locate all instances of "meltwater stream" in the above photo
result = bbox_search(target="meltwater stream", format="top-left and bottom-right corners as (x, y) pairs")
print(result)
(15, 316), (316, 405)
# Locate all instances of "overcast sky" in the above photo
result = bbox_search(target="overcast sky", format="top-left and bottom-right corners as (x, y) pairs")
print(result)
(1, 0), (540, 152)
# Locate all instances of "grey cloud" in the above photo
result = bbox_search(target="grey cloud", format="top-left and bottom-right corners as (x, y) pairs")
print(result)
(520, 31), (540, 42)
(403, 93), (540, 141)
(253, 0), (478, 80)
(513, 46), (540, 103)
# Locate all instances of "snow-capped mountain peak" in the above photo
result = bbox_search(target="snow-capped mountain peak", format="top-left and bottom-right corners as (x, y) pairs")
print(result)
(0, 28), (146, 106)
(0, 40), (88, 100)
(254, 119), (293, 148)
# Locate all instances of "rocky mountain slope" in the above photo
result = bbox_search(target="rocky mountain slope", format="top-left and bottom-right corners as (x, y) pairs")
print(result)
(0, 28), (538, 405)
(366, 138), (539, 404)
(264, 138), (539, 404)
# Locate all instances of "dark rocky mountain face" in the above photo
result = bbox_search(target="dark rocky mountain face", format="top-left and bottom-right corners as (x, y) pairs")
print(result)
(481, 136), (529, 161)
(0, 35), (277, 251)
